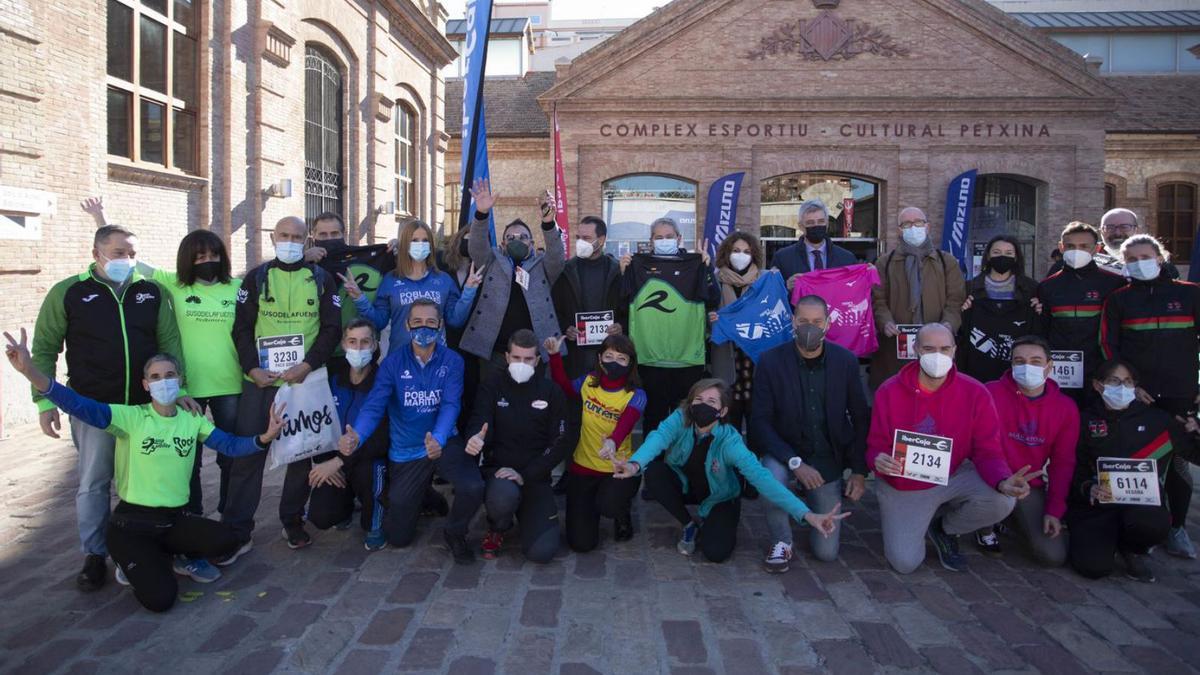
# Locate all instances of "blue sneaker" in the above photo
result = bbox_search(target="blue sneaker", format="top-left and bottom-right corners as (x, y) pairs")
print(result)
(927, 518), (968, 572)
(173, 555), (221, 583)
(677, 522), (699, 556)
(364, 529), (387, 552)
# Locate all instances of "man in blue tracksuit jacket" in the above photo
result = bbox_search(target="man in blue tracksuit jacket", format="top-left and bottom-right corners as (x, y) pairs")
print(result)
(342, 298), (483, 563)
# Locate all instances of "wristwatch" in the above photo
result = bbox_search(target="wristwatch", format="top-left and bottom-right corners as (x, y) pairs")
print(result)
(788, 457), (804, 471)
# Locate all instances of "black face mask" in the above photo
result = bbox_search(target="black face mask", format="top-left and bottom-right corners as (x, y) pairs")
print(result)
(689, 402), (722, 428)
(804, 226), (828, 244)
(319, 239), (348, 256)
(988, 255), (1017, 274)
(194, 261), (222, 282)
(458, 238), (470, 258)
(794, 323), (825, 351)
(600, 360), (630, 380)
(506, 240), (530, 261)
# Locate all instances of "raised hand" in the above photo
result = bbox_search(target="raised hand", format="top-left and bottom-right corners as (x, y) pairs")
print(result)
(3, 327), (34, 376)
(612, 460), (639, 479)
(259, 401), (288, 444)
(619, 254), (632, 273)
(464, 263), (483, 289)
(470, 178), (496, 213)
(338, 424), (360, 456)
(804, 502), (852, 538)
(337, 272), (363, 300)
(999, 465), (1035, 499)
(699, 238), (711, 267)
(539, 189), (556, 222)
(466, 423), (488, 456)
(543, 335), (566, 356)
(425, 432), (442, 460)
(598, 438), (617, 461)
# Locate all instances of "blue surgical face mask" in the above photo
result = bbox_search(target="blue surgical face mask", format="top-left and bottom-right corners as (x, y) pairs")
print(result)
(653, 239), (679, 256)
(275, 241), (304, 264)
(345, 348), (374, 369)
(409, 241), (431, 262)
(148, 378), (180, 406)
(101, 255), (135, 283)
(411, 325), (440, 347)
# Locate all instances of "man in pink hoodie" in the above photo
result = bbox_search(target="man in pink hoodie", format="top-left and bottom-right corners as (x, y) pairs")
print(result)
(982, 335), (1079, 565)
(868, 323), (1031, 573)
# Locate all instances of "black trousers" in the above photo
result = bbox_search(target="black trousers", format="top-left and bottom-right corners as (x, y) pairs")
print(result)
(643, 461), (741, 563)
(186, 393), (240, 516)
(107, 502), (240, 612)
(484, 472), (561, 563)
(222, 381), (279, 542)
(384, 437), (484, 548)
(278, 455), (388, 532)
(1066, 501), (1170, 579)
(565, 471), (641, 553)
(640, 365), (705, 434)
(1155, 397), (1193, 528)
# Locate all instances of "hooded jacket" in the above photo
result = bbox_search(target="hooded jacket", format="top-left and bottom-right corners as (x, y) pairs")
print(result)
(985, 371), (1079, 519)
(866, 362), (1010, 491)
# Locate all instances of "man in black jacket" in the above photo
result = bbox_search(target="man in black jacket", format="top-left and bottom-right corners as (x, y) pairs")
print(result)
(464, 329), (572, 563)
(770, 199), (858, 293)
(751, 294), (870, 573)
(551, 216), (626, 380)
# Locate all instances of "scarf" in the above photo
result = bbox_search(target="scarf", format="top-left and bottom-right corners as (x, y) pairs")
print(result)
(896, 238), (936, 323)
(718, 264), (760, 307)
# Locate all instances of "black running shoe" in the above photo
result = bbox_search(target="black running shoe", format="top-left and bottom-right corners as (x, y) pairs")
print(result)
(614, 514), (634, 542)
(282, 523), (312, 550)
(1122, 551), (1155, 583)
(444, 530), (475, 565)
(76, 554), (107, 592)
(927, 518), (968, 572)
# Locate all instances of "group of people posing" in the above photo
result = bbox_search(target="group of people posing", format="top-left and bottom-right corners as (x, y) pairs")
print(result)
(6, 186), (1196, 614)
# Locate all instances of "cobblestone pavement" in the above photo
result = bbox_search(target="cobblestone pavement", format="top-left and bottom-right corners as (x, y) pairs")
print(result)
(2, 425), (1199, 674)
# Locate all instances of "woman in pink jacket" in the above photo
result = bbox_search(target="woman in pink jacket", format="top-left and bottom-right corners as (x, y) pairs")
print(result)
(982, 335), (1079, 565)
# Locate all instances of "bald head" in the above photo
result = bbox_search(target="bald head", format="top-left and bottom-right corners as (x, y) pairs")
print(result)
(273, 216), (307, 245)
(916, 322), (955, 351)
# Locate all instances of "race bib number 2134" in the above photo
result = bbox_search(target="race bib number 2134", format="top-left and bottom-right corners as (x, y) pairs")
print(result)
(892, 430), (953, 486)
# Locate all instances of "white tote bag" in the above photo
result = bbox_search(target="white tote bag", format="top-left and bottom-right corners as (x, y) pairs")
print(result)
(266, 367), (342, 470)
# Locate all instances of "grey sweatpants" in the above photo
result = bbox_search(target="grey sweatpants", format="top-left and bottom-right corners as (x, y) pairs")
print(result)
(762, 456), (843, 562)
(1009, 488), (1068, 567)
(875, 463), (1015, 574)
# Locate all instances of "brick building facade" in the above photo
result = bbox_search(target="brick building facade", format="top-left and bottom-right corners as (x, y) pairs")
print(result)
(0, 0), (456, 430)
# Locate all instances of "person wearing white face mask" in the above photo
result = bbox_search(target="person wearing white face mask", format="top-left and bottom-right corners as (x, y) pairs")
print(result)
(1035, 222), (1127, 402)
(709, 232), (768, 432)
(31, 223), (187, 592)
(5, 337), (284, 612)
(980, 336), (1079, 565)
(870, 207), (966, 389)
(551, 215), (626, 381)
(1066, 359), (1198, 582)
(1098, 234), (1200, 560)
(224, 215), (342, 563)
(867, 323), (1030, 574)
(461, 329), (570, 562)
(344, 218), (479, 355)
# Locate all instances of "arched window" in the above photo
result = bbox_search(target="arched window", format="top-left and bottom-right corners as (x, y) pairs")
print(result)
(601, 175), (697, 256)
(972, 174), (1041, 277)
(305, 46), (344, 224)
(395, 103), (417, 217)
(760, 172), (881, 264)
(1158, 182), (1197, 262)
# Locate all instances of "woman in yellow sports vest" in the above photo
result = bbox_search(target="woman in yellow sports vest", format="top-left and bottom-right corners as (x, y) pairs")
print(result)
(547, 334), (646, 552)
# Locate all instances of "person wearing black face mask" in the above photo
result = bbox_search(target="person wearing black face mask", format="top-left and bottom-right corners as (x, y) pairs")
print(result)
(304, 212), (396, 338)
(956, 234), (1044, 384)
(615, 379), (851, 564)
(462, 179), (566, 374)
(751, 295), (871, 572)
(769, 199), (858, 295)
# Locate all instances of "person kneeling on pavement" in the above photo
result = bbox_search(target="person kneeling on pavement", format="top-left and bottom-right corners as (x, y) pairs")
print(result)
(614, 379), (849, 563)
(278, 319), (391, 551)
(1066, 359), (1197, 582)
(5, 332), (283, 612)
(867, 323), (1032, 574)
(337, 299), (485, 563)
(463, 329), (573, 563)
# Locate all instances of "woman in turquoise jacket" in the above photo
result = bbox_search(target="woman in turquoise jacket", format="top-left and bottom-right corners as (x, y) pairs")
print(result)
(615, 378), (849, 562)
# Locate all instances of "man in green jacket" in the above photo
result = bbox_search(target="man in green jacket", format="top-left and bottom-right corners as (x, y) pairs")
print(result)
(32, 224), (187, 591)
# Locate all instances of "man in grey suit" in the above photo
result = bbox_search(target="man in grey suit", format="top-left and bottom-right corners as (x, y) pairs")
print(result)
(771, 198), (858, 293)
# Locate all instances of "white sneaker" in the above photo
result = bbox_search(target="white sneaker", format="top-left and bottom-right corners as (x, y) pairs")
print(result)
(764, 541), (793, 573)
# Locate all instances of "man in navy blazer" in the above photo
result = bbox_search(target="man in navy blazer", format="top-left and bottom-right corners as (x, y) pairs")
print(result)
(771, 198), (858, 292)
(751, 294), (870, 573)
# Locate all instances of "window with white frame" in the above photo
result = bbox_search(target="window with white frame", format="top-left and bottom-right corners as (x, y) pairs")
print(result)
(106, 0), (199, 172)
(395, 104), (417, 217)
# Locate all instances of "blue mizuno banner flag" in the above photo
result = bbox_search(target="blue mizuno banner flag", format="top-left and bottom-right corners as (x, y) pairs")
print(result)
(941, 169), (977, 273)
(710, 271), (794, 363)
(704, 172), (745, 264)
(459, 0), (496, 244)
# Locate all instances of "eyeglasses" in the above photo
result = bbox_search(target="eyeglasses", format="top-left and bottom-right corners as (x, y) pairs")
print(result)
(1100, 377), (1135, 387)
(503, 234), (532, 243)
(1102, 222), (1136, 232)
(800, 219), (827, 228)
(900, 220), (927, 229)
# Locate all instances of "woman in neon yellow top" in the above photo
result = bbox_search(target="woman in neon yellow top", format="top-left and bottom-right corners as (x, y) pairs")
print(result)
(6, 328), (283, 613)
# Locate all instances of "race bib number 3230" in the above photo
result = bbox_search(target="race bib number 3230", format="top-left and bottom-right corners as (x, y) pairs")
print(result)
(258, 334), (305, 372)
(892, 430), (953, 485)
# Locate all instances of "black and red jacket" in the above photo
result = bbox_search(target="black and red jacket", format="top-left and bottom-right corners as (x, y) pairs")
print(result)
(1070, 400), (1190, 506)
(1099, 275), (1200, 400)
(1036, 262), (1126, 382)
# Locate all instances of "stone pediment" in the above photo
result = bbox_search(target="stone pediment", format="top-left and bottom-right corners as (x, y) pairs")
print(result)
(539, 0), (1117, 112)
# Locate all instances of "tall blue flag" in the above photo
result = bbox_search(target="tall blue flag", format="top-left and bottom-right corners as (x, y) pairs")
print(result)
(704, 172), (745, 264)
(940, 169), (977, 273)
(459, 0), (496, 244)
(710, 271), (794, 363)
